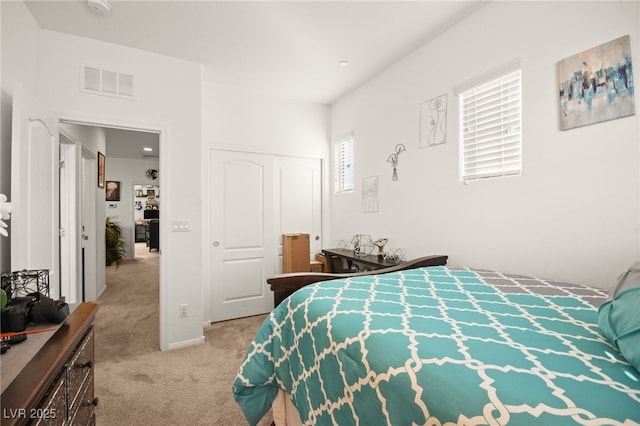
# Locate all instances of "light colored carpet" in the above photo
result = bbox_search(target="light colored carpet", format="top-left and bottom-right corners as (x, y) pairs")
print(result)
(94, 243), (273, 425)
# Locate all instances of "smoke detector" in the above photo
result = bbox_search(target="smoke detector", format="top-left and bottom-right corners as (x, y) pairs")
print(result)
(86, 0), (111, 16)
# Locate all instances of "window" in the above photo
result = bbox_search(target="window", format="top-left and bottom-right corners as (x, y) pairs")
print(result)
(458, 68), (522, 183)
(334, 136), (354, 193)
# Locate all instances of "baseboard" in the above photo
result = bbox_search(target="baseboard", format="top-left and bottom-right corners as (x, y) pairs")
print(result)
(96, 284), (107, 300)
(167, 336), (205, 351)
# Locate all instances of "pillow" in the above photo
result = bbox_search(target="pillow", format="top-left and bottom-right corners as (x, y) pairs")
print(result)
(608, 260), (640, 299)
(598, 286), (640, 372)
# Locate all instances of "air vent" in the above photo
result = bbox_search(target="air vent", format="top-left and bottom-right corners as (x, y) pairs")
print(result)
(81, 65), (135, 100)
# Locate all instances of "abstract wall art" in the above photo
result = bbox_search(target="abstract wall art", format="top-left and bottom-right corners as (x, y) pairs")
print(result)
(558, 35), (635, 130)
(420, 93), (447, 147)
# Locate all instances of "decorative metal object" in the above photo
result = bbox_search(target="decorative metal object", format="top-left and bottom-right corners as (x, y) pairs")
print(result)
(387, 144), (406, 181)
(350, 234), (374, 257)
(373, 238), (388, 261)
(385, 248), (407, 264)
(1, 269), (50, 298)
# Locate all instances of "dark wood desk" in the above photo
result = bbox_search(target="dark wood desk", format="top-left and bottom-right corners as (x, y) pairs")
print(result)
(268, 254), (448, 307)
(322, 248), (404, 272)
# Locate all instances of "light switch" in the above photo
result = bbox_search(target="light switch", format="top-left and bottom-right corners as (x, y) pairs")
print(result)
(171, 219), (191, 232)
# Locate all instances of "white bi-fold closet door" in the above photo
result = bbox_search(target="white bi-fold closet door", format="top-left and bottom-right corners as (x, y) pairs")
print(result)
(209, 149), (322, 322)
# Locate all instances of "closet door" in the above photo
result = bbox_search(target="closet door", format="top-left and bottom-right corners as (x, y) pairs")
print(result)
(209, 150), (322, 322)
(276, 156), (322, 272)
(209, 150), (276, 322)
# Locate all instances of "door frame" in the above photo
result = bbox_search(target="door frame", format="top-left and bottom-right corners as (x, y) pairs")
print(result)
(59, 129), (79, 303)
(58, 113), (169, 350)
(80, 147), (97, 301)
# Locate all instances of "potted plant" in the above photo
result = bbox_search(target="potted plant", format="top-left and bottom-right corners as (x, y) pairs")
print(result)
(105, 217), (126, 267)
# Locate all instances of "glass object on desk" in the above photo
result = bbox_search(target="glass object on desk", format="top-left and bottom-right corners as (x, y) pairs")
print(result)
(351, 234), (373, 257)
(385, 248), (407, 264)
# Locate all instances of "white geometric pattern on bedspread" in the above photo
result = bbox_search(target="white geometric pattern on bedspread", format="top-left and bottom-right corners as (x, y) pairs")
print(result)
(233, 266), (640, 425)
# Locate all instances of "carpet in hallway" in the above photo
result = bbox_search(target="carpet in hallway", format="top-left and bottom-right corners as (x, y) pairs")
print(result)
(94, 245), (273, 425)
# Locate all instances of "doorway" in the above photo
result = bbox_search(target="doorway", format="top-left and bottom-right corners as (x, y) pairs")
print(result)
(133, 183), (160, 258)
(57, 121), (160, 302)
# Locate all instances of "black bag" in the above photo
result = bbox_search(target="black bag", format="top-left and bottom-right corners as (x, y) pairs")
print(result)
(0, 293), (69, 333)
(28, 293), (69, 324)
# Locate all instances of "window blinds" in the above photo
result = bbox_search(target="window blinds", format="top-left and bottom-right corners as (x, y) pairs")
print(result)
(334, 136), (354, 193)
(460, 70), (522, 182)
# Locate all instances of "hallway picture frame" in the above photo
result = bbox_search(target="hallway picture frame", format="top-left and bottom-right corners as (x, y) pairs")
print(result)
(97, 151), (105, 188)
(106, 181), (120, 201)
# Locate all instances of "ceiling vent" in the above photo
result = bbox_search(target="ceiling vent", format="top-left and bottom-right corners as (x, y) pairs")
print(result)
(81, 65), (135, 100)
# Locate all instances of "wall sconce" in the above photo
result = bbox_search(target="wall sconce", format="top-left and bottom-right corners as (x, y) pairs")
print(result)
(387, 143), (406, 181)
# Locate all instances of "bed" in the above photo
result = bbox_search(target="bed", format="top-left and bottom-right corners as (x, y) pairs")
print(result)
(233, 256), (640, 425)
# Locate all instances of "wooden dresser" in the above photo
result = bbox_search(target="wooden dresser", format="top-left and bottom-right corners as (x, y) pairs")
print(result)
(1, 302), (99, 425)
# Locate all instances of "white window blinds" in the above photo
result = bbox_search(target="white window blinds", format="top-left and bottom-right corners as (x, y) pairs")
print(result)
(459, 69), (522, 183)
(334, 136), (354, 193)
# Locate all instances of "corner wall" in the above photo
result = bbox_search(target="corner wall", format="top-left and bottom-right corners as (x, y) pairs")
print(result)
(0, 1), (40, 274)
(330, 1), (640, 288)
(35, 28), (203, 349)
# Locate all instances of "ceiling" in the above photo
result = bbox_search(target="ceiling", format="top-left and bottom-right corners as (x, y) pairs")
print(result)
(103, 127), (159, 160)
(25, 0), (488, 105)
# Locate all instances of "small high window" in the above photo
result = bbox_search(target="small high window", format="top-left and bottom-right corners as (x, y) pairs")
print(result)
(458, 66), (522, 183)
(334, 136), (354, 193)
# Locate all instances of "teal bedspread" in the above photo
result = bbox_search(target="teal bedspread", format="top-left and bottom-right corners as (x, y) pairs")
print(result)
(233, 266), (640, 425)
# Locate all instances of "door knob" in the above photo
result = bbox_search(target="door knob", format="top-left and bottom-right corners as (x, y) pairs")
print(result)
(213, 241), (220, 247)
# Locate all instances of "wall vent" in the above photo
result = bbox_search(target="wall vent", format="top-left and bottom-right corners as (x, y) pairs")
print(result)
(81, 65), (136, 100)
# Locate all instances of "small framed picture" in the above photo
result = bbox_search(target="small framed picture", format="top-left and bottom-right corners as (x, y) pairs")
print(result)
(97, 152), (105, 188)
(146, 189), (155, 197)
(106, 181), (120, 201)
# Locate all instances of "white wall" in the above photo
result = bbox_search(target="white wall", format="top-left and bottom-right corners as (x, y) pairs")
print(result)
(201, 81), (331, 322)
(330, 1), (640, 288)
(105, 157), (160, 259)
(33, 28), (203, 349)
(202, 82), (330, 158)
(0, 1), (40, 274)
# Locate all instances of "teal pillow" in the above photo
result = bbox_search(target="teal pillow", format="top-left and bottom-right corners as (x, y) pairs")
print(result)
(598, 287), (640, 372)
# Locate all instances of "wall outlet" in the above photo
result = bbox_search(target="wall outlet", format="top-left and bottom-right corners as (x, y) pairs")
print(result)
(179, 304), (188, 318)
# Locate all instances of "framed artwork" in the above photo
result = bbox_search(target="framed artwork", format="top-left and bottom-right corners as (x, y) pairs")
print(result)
(419, 93), (447, 147)
(362, 176), (379, 213)
(558, 35), (635, 130)
(146, 189), (155, 197)
(97, 152), (105, 188)
(105, 181), (120, 201)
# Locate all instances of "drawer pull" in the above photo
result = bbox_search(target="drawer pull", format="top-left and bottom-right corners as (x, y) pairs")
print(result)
(81, 397), (99, 407)
(74, 360), (93, 369)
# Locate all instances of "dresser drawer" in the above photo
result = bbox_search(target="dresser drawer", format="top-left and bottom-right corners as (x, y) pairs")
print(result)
(68, 330), (94, 415)
(68, 374), (96, 426)
(31, 372), (66, 426)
